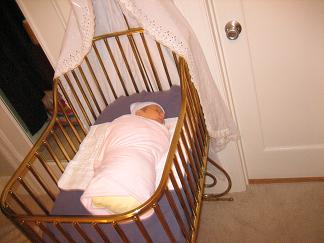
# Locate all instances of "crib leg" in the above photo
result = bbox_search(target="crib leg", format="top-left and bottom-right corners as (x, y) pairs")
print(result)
(203, 157), (233, 201)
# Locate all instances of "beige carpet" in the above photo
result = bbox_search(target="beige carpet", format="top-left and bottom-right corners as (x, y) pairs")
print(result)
(197, 182), (324, 243)
(1, 181), (324, 242)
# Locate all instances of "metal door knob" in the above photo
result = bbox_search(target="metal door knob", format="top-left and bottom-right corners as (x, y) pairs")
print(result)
(225, 20), (242, 40)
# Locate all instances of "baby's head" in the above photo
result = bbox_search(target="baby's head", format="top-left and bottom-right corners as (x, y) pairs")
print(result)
(130, 102), (165, 124)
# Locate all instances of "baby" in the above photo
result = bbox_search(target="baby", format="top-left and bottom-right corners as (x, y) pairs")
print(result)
(130, 102), (165, 124)
(81, 102), (170, 215)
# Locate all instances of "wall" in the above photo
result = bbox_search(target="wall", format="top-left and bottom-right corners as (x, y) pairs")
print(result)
(0, 100), (32, 176)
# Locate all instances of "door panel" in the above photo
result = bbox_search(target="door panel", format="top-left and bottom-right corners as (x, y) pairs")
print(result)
(211, 0), (324, 179)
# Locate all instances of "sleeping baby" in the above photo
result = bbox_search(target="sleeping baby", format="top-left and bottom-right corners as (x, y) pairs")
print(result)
(80, 101), (170, 215)
(130, 101), (165, 124)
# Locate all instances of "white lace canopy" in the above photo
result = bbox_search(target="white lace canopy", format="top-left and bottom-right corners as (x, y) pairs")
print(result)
(54, 0), (239, 151)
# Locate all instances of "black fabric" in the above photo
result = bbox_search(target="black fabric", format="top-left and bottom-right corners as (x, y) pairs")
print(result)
(0, 1), (53, 134)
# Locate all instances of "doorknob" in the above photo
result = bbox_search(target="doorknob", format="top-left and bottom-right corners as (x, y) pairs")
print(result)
(225, 20), (242, 40)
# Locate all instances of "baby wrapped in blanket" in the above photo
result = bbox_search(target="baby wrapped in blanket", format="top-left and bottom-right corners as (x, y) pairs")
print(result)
(80, 102), (170, 215)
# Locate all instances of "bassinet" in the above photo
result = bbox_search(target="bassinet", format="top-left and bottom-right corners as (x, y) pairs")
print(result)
(1, 27), (231, 242)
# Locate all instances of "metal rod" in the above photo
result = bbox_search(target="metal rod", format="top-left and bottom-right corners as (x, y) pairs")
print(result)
(35, 153), (58, 184)
(64, 74), (92, 126)
(78, 65), (101, 114)
(92, 42), (118, 99)
(173, 155), (195, 210)
(169, 171), (191, 226)
(54, 222), (76, 243)
(140, 33), (162, 91)
(172, 52), (180, 76)
(92, 223), (111, 243)
(38, 222), (60, 243)
(104, 38), (128, 96)
(112, 222), (130, 243)
(134, 216), (153, 243)
(55, 118), (77, 154)
(176, 143), (197, 205)
(84, 55), (108, 106)
(43, 140), (65, 173)
(10, 191), (33, 215)
(19, 178), (49, 215)
(185, 107), (203, 160)
(154, 203), (176, 243)
(27, 163), (56, 201)
(51, 130), (71, 161)
(164, 188), (189, 241)
(58, 81), (87, 137)
(115, 36), (139, 93)
(73, 222), (92, 242)
(203, 157), (232, 199)
(93, 27), (144, 41)
(129, 34), (154, 91)
(22, 221), (43, 242)
(71, 70), (97, 120)
(184, 118), (202, 169)
(187, 84), (205, 148)
(156, 42), (172, 88)
(180, 130), (199, 183)
(127, 35), (150, 91)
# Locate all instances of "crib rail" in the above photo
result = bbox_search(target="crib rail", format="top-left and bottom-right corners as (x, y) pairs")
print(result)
(1, 28), (209, 243)
(57, 27), (181, 128)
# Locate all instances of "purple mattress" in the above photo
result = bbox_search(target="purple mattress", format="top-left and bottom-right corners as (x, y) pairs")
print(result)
(48, 189), (189, 242)
(45, 86), (191, 242)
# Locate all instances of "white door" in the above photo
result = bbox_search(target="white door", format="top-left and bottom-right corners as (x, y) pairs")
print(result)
(207, 0), (324, 179)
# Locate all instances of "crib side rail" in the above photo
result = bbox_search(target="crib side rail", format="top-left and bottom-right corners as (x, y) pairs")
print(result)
(0, 28), (209, 242)
(0, 78), (87, 238)
(1, 58), (209, 243)
(57, 28), (181, 128)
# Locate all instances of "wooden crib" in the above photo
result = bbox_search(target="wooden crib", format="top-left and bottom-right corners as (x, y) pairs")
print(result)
(1, 28), (231, 242)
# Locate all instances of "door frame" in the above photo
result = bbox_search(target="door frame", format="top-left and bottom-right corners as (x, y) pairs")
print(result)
(0, 99), (32, 173)
(174, 0), (249, 191)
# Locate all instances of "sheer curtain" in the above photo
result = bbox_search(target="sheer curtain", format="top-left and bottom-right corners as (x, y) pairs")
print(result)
(54, 0), (239, 151)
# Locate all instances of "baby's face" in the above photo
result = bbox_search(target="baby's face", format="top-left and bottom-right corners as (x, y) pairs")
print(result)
(135, 105), (165, 124)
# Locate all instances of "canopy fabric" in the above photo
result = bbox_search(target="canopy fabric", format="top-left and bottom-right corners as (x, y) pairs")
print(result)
(54, 0), (239, 151)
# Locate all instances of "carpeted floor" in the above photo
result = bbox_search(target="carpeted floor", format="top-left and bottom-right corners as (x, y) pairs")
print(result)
(197, 182), (324, 243)
(1, 181), (324, 242)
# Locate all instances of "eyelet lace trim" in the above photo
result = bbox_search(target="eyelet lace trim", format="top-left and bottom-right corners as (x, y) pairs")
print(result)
(117, 0), (199, 90)
(54, 4), (95, 78)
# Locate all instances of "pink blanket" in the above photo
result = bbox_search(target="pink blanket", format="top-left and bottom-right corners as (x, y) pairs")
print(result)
(80, 115), (170, 215)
